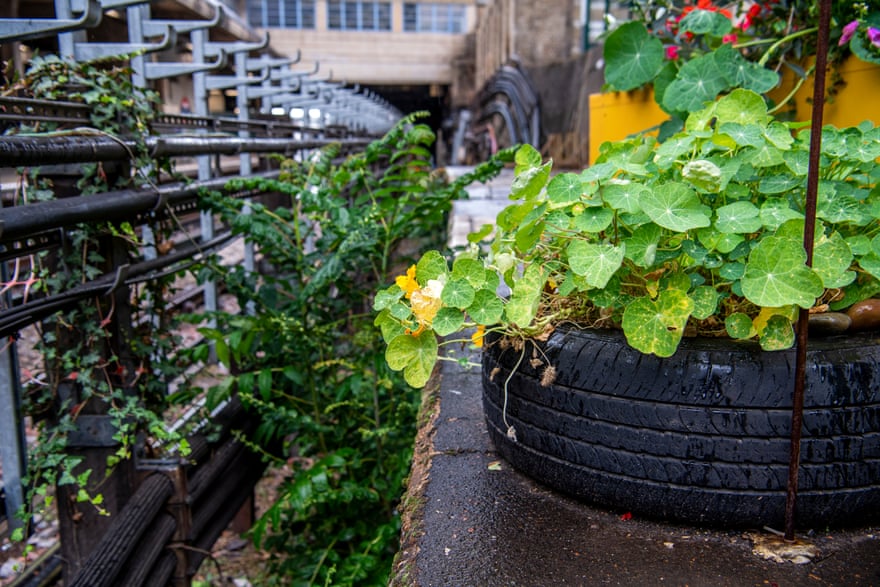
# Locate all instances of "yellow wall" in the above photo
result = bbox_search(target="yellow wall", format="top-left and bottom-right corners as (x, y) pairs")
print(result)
(588, 57), (880, 164)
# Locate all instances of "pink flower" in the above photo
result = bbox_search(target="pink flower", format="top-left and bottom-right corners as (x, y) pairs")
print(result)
(722, 33), (738, 44)
(869, 27), (880, 48)
(665, 45), (680, 60)
(839, 19), (859, 46)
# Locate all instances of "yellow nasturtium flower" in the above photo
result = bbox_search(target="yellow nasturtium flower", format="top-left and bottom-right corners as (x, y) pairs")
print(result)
(471, 324), (486, 348)
(395, 265), (420, 299)
(408, 278), (444, 336)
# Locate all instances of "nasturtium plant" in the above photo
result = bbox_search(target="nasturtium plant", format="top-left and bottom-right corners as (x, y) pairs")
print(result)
(376, 89), (880, 387)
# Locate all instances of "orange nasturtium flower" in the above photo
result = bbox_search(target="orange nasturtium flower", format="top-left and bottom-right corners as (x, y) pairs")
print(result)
(408, 278), (444, 336)
(471, 324), (486, 348)
(395, 265), (420, 299)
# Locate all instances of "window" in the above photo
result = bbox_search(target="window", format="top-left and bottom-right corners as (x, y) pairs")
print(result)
(247, 0), (316, 29)
(327, 1), (392, 31)
(403, 3), (467, 33)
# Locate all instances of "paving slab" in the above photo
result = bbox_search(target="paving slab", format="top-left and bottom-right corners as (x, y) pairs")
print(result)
(392, 165), (880, 587)
(392, 348), (880, 587)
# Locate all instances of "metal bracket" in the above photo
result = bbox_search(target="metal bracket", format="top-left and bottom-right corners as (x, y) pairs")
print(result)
(74, 26), (176, 61)
(0, 0), (102, 42)
(143, 50), (227, 80)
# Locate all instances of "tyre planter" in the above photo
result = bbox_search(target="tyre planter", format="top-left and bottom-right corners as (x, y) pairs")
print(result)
(482, 327), (880, 528)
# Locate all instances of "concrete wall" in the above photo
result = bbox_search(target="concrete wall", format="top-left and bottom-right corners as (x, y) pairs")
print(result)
(259, 0), (475, 85)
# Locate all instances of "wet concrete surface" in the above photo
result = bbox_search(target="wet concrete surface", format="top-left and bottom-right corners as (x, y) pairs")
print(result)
(392, 345), (880, 587)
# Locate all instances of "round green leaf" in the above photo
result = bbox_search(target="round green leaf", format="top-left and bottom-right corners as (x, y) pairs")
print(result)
(432, 307), (465, 336)
(640, 182), (712, 231)
(682, 159), (722, 192)
(713, 89), (770, 126)
(441, 278), (475, 309)
(505, 263), (546, 328)
(386, 331), (438, 388)
(813, 232), (855, 288)
(679, 9), (733, 36)
(567, 241), (625, 289)
(621, 289), (694, 357)
(573, 207), (614, 233)
(715, 201), (762, 234)
(624, 223), (661, 267)
(662, 52), (729, 113)
(741, 236), (824, 308)
(452, 257), (487, 288)
(602, 183), (649, 214)
(416, 250), (448, 282)
(547, 173), (584, 206)
(760, 199), (803, 230)
(725, 312), (756, 339)
(718, 122), (765, 148)
(758, 314), (795, 351)
(467, 289), (504, 325)
(603, 22), (665, 91)
(690, 285), (720, 320)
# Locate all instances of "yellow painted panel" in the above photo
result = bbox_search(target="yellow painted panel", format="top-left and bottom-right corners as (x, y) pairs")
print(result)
(786, 57), (880, 128)
(588, 88), (668, 164)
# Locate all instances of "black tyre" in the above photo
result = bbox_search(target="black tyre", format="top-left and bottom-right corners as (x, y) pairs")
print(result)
(481, 327), (880, 528)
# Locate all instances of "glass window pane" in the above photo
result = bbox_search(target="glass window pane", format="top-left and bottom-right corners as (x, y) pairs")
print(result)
(302, 1), (316, 28)
(362, 2), (375, 29)
(378, 3), (391, 30)
(345, 2), (359, 29)
(403, 3), (417, 31)
(265, 0), (281, 27)
(246, 0), (264, 27)
(328, 0), (342, 29)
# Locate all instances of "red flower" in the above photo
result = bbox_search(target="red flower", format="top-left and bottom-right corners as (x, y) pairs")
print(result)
(665, 45), (681, 60)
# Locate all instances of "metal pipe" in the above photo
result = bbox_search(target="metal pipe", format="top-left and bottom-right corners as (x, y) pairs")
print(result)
(0, 134), (370, 167)
(0, 170), (280, 243)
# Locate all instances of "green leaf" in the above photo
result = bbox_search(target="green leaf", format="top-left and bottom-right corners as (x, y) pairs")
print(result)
(433, 307), (465, 336)
(467, 289), (504, 325)
(812, 232), (855, 288)
(682, 159), (722, 192)
(624, 223), (661, 267)
(758, 314), (795, 351)
(713, 89), (771, 126)
(511, 161), (552, 201)
(640, 182), (712, 231)
(718, 122), (765, 148)
(679, 9), (733, 36)
(725, 312), (757, 339)
(760, 199), (803, 230)
(621, 289), (694, 357)
(567, 240), (625, 288)
(714, 43), (779, 95)
(603, 22), (665, 91)
(602, 183), (649, 214)
(373, 286), (403, 311)
(662, 52), (729, 113)
(386, 331), (438, 388)
(441, 278), (476, 309)
(514, 144), (542, 173)
(715, 201), (762, 234)
(690, 285), (720, 320)
(547, 173), (584, 206)
(515, 219), (546, 253)
(467, 223), (495, 244)
(416, 250), (448, 282)
(573, 207), (614, 233)
(452, 257), (487, 288)
(505, 263), (546, 328)
(741, 236), (824, 308)
(758, 175), (803, 194)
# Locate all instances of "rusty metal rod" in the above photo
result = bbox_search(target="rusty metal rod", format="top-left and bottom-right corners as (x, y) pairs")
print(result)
(785, 0), (831, 542)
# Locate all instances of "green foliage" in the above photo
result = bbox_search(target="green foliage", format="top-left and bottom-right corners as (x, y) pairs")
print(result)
(193, 114), (508, 584)
(603, 1), (880, 125)
(5, 53), (187, 540)
(376, 90), (880, 385)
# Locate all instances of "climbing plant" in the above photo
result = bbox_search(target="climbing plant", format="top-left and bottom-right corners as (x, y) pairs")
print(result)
(192, 114), (509, 585)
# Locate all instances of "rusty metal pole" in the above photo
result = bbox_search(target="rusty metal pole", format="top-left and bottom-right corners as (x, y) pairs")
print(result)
(785, 0), (832, 542)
